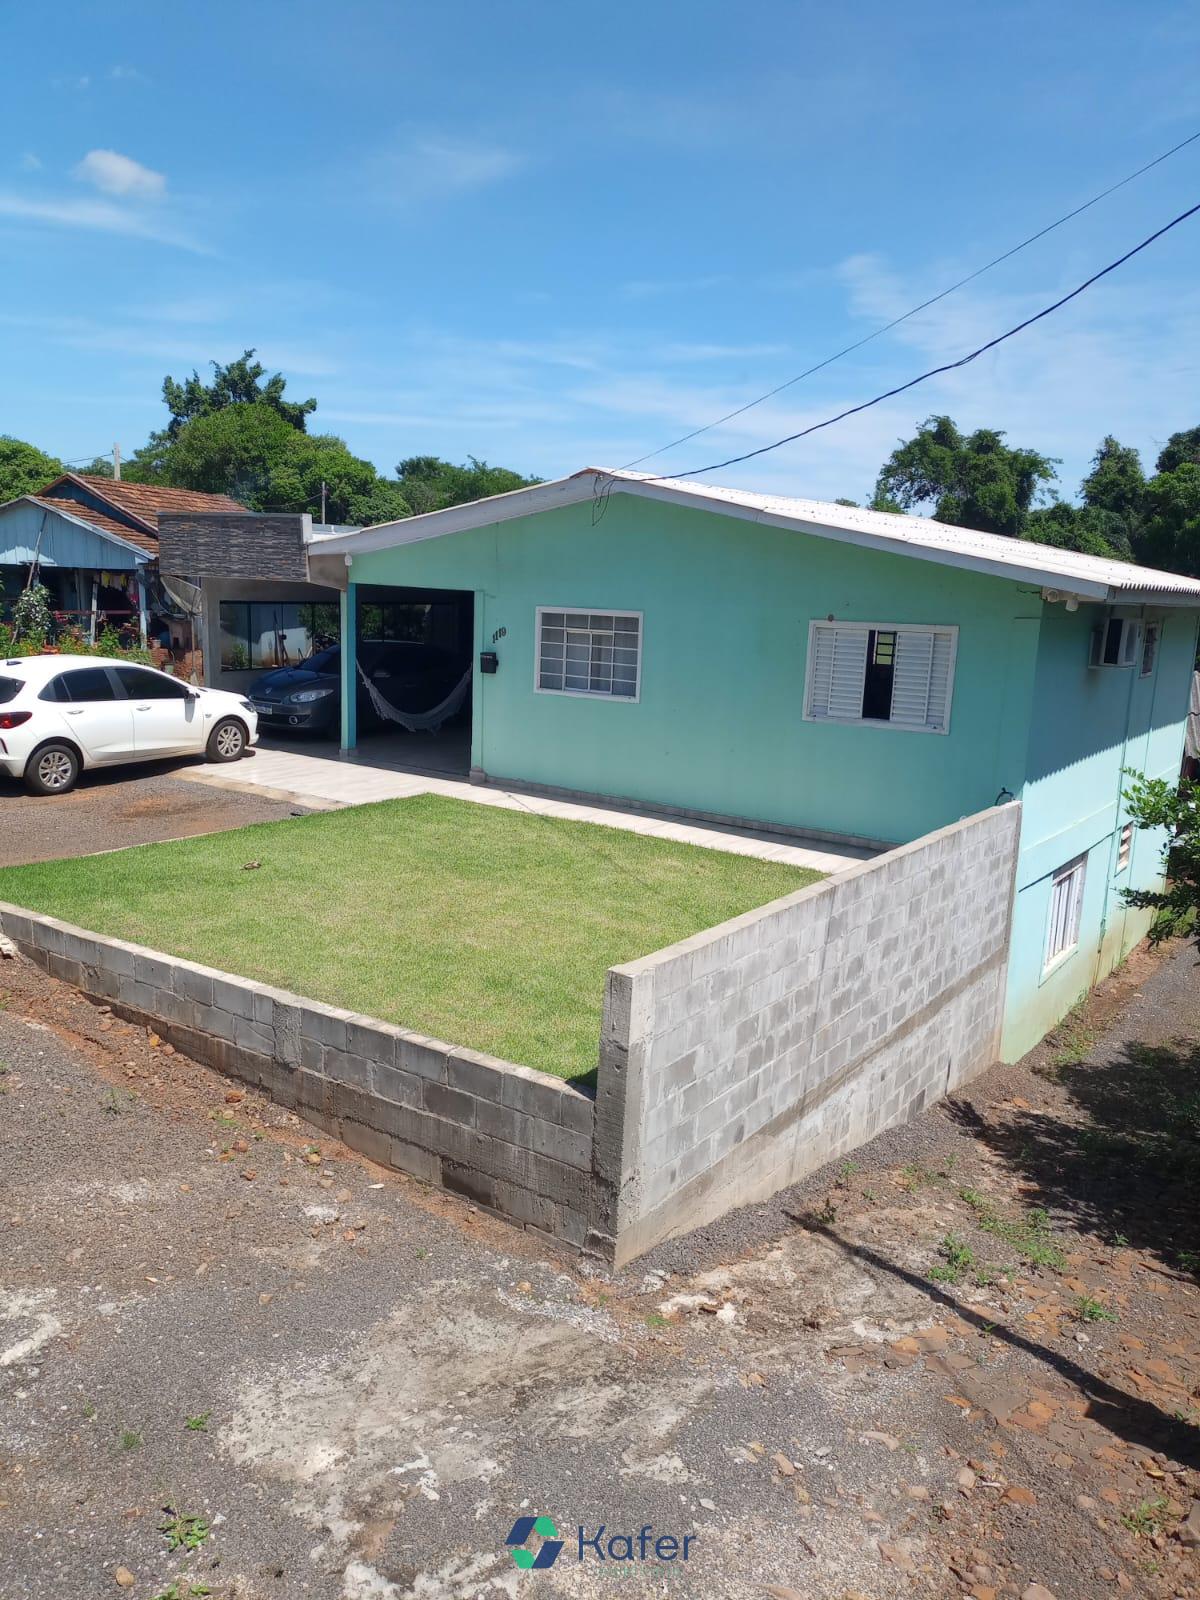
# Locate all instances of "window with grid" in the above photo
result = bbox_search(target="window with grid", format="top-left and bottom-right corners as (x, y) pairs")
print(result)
(536, 610), (641, 699)
(1044, 853), (1087, 970)
(805, 622), (956, 733)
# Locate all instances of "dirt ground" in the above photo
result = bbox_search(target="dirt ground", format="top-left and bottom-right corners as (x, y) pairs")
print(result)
(0, 768), (310, 866)
(0, 939), (1197, 1600)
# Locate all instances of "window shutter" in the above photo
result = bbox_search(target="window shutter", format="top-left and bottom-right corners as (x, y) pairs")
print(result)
(808, 626), (868, 719)
(890, 628), (954, 730)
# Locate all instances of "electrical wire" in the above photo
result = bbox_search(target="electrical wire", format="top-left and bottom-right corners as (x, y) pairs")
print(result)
(647, 198), (1200, 482)
(620, 128), (1200, 470)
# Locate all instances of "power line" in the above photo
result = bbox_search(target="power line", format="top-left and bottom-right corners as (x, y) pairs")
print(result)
(620, 128), (1200, 470)
(649, 199), (1200, 482)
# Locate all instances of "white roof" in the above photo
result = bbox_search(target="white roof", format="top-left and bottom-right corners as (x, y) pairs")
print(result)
(317, 467), (1200, 606)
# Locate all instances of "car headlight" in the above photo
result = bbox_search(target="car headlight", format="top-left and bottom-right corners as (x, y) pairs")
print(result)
(239, 699), (255, 712)
(288, 687), (336, 703)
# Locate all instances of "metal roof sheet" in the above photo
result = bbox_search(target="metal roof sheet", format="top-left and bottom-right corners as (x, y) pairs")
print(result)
(318, 466), (1200, 604)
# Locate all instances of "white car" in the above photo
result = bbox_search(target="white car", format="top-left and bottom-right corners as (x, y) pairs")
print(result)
(0, 654), (259, 796)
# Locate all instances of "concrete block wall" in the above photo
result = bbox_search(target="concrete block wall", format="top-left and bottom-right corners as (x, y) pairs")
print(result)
(0, 904), (594, 1247)
(588, 803), (1020, 1265)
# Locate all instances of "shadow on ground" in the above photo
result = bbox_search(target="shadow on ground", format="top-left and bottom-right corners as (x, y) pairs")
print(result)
(945, 1031), (1200, 1278)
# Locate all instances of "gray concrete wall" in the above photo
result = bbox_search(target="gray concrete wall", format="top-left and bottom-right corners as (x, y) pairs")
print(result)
(588, 803), (1020, 1265)
(0, 905), (594, 1247)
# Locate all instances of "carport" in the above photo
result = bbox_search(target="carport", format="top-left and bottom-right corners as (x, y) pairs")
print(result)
(335, 581), (475, 777)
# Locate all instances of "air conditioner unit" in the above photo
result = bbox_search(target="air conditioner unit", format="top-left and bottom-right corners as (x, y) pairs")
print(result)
(1089, 615), (1142, 669)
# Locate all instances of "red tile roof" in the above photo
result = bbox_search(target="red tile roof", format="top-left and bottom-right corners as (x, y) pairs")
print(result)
(38, 473), (247, 540)
(28, 498), (159, 556)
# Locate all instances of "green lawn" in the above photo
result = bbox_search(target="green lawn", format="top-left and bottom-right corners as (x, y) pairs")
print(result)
(0, 794), (819, 1082)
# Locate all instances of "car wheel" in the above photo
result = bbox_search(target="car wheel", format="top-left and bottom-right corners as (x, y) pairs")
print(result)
(206, 718), (247, 763)
(24, 741), (81, 796)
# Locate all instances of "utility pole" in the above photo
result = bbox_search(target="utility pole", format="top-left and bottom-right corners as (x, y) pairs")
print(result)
(320, 479), (327, 523)
(113, 443), (121, 481)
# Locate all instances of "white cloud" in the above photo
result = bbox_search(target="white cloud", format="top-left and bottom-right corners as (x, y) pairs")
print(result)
(110, 64), (148, 84)
(74, 148), (166, 200)
(372, 134), (523, 204)
(0, 192), (204, 253)
(19, 152), (41, 172)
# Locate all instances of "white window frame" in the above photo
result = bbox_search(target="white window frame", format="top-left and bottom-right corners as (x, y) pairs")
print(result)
(802, 620), (958, 736)
(534, 606), (643, 702)
(1043, 852), (1087, 974)
(1140, 621), (1161, 678)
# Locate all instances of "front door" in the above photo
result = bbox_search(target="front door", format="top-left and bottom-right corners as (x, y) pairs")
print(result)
(115, 666), (200, 755)
(49, 666), (135, 761)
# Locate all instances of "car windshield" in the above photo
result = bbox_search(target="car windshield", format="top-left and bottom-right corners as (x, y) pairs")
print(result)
(301, 646), (340, 673)
(0, 674), (24, 705)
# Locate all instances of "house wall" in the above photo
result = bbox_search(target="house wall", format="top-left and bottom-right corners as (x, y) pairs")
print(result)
(1002, 603), (1200, 1059)
(589, 803), (1020, 1265)
(346, 494), (1041, 846)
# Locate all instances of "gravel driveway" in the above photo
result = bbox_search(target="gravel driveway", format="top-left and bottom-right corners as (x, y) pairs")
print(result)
(1, 941), (1197, 1599)
(0, 766), (309, 867)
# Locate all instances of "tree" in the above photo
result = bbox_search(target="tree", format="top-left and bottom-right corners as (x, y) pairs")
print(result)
(1122, 771), (1200, 945)
(131, 402), (412, 524)
(395, 455), (539, 515)
(76, 455), (114, 478)
(0, 436), (64, 501)
(1155, 426), (1200, 476)
(160, 349), (317, 438)
(1138, 462), (1200, 577)
(873, 415), (1057, 536)
(1081, 435), (1145, 521)
(1024, 502), (1132, 560)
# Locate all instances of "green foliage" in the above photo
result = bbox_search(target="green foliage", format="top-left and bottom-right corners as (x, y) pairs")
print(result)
(1121, 771), (1200, 944)
(162, 348), (316, 437)
(1081, 434), (1145, 523)
(873, 414), (1058, 536)
(10, 581), (53, 644)
(1137, 461), (1200, 577)
(0, 436), (64, 502)
(126, 403), (408, 524)
(1024, 501), (1132, 560)
(1155, 425), (1200, 476)
(395, 455), (539, 514)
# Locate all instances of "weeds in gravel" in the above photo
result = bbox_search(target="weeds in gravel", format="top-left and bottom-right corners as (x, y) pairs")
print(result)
(184, 1411), (211, 1431)
(1072, 1294), (1117, 1324)
(118, 1428), (142, 1451)
(159, 1507), (210, 1553)
(929, 1234), (976, 1285)
(152, 1583), (212, 1600)
(644, 1312), (670, 1330)
(1121, 1496), (1171, 1538)
(958, 1190), (1066, 1272)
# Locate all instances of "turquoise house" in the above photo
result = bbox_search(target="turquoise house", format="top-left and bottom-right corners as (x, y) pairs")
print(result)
(315, 469), (1200, 1061)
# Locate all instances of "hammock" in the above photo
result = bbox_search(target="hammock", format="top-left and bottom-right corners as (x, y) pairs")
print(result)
(356, 662), (472, 734)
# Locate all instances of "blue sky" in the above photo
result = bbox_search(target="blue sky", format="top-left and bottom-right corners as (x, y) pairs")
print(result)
(2, 0), (1198, 506)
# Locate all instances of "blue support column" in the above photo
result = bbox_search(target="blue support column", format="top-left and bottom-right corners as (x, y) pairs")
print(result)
(339, 580), (357, 752)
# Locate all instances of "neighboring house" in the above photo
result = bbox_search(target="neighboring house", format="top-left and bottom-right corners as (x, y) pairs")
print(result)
(155, 510), (354, 694)
(0, 473), (245, 644)
(312, 467), (1200, 1060)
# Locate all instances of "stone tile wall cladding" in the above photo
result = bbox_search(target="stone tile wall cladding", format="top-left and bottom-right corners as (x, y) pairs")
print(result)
(0, 802), (1019, 1266)
(588, 802), (1021, 1266)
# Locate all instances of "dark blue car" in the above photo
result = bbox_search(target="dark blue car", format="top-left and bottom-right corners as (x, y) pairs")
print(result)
(248, 641), (465, 736)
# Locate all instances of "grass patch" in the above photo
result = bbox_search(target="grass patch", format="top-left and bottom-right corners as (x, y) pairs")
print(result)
(959, 1189), (1067, 1272)
(0, 794), (818, 1082)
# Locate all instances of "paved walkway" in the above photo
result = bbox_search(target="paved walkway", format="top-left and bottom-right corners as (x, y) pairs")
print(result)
(179, 743), (877, 873)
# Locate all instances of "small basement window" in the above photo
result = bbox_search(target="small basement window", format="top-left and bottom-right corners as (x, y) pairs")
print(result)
(1117, 822), (1133, 873)
(1141, 622), (1160, 677)
(1045, 853), (1087, 971)
(804, 621), (957, 733)
(536, 609), (641, 699)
